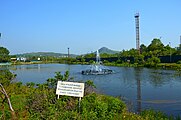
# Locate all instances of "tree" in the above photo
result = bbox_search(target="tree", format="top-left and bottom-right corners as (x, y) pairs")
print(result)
(0, 47), (10, 62)
(89, 60), (95, 64)
(84, 53), (95, 58)
(84, 80), (96, 95)
(145, 56), (161, 67)
(46, 71), (71, 89)
(80, 57), (85, 64)
(147, 38), (164, 56)
(140, 44), (147, 54)
(134, 54), (145, 65)
(148, 38), (164, 51)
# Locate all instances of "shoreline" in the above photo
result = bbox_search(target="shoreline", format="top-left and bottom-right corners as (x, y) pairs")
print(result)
(1, 61), (181, 71)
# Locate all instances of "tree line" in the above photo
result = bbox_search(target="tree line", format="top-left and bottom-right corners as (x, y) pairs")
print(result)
(1, 38), (181, 66)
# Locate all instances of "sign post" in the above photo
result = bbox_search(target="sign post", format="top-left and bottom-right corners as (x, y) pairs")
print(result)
(56, 81), (85, 112)
(56, 81), (84, 98)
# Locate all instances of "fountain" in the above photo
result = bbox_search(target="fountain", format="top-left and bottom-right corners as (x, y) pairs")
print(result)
(81, 50), (113, 75)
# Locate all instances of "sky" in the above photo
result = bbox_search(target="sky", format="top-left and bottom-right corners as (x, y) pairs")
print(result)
(0, 0), (181, 55)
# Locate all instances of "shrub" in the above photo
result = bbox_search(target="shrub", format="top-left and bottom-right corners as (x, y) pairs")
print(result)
(141, 110), (169, 120)
(177, 60), (181, 64)
(80, 93), (126, 119)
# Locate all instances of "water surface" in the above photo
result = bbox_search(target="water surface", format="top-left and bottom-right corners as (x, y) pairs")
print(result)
(8, 64), (181, 116)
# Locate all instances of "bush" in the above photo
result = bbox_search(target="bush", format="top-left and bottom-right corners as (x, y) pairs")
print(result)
(177, 60), (181, 64)
(80, 93), (126, 119)
(116, 59), (123, 64)
(141, 110), (170, 120)
(145, 56), (161, 67)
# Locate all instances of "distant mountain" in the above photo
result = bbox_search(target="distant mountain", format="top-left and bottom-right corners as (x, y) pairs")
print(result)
(15, 47), (119, 57)
(16, 52), (77, 58)
(97, 47), (120, 54)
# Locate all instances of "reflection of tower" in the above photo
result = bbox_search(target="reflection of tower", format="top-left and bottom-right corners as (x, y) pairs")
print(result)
(137, 75), (141, 113)
(135, 13), (140, 54)
(134, 68), (142, 113)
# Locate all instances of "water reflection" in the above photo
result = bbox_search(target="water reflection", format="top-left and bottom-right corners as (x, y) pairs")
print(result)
(10, 64), (42, 70)
(149, 70), (173, 87)
(134, 68), (142, 113)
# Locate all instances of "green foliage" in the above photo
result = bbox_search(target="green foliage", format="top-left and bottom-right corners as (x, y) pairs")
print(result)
(116, 59), (123, 64)
(26, 85), (127, 120)
(145, 56), (161, 67)
(117, 38), (179, 66)
(80, 93), (126, 119)
(177, 60), (181, 64)
(80, 57), (86, 64)
(103, 60), (110, 64)
(0, 69), (15, 86)
(0, 47), (10, 62)
(85, 80), (96, 88)
(27, 88), (57, 119)
(85, 80), (96, 95)
(100, 53), (117, 58)
(1, 70), (180, 119)
(89, 60), (95, 64)
(119, 48), (139, 57)
(63, 71), (70, 81)
(147, 38), (164, 52)
(134, 54), (145, 65)
(141, 110), (171, 120)
(26, 82), (35, 88)
(47, 71), (70, 88)
(84, 53), (95, 58)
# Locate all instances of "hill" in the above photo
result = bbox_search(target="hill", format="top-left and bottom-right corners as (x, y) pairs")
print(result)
(16, 52), (77, 58)
(15, 47), (119, 58)
(97, 47), (120, 54)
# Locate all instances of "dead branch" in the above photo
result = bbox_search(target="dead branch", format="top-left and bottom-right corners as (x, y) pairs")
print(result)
(0, 83), (14, 111)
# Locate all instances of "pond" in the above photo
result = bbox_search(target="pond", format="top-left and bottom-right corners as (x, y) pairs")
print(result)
(8, 64), (181, 116)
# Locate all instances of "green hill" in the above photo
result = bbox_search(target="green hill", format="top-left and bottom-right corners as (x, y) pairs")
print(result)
(98, 47), (120, 54)
(16, 52), (77, 58)
(15, 47), (119, 58)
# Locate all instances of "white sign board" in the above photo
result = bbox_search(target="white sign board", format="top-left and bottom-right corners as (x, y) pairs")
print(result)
(56, 81), (85, 97)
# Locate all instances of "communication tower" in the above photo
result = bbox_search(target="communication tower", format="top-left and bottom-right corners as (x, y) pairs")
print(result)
(135, 13), (140, 53)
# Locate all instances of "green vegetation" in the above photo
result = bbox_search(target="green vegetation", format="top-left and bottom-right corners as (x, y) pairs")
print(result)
(16, 52), (77, 58)
(77, 38), (181, 70)
(0, 70), (180, 119)
(9, 38), (181, 71)
(0, 47), (10, 62)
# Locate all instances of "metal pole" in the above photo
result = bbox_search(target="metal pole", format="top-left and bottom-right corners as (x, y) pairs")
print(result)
(79, 97), (81, 113)
(169, 42), (171, 63)
(68, 47), (70, 58)
(180, 36), (181, 50)
(0, 33), (1, 45)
